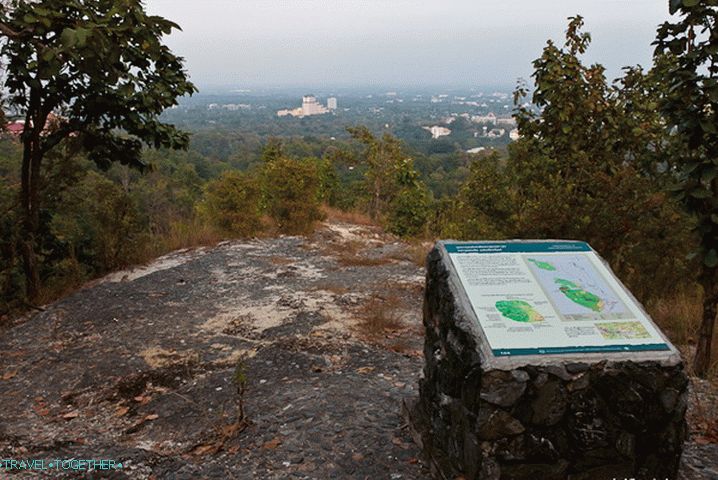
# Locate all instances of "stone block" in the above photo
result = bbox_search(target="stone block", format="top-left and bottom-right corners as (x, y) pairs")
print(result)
(411, 241), (688, 480)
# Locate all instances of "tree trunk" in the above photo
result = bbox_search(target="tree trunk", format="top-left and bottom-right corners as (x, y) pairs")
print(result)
(694, 270), (718, 377)
(19, 99), (43, 302)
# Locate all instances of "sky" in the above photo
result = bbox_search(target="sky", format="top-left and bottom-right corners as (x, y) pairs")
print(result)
(144, 0), (674, 90)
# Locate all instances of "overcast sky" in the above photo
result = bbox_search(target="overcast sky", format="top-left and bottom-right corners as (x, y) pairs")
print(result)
(144, 0), (674, 90)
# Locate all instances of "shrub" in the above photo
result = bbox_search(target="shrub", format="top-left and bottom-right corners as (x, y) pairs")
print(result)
(263, 157), (324, 235)
(198, 170), (262, 237)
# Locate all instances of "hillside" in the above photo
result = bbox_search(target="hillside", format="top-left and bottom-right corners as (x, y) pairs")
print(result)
(1, 221), (717, 479)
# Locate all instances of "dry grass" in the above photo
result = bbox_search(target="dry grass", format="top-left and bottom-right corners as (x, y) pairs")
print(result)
(407, 241), (433, 267)
(649, 289), (703, 346)
(321, 205), (376, 226)
(269, 256), (294, 265)
(648, 288), (718, 379)
(313, 282), (351, 296)
(336, 255), (392, 267)
(355, 292), (404, 340)
(152, 219), (225, 255)
(321, 238), (393, 267)
(386, 240), (433, 268)
(323, 239), (363, 257)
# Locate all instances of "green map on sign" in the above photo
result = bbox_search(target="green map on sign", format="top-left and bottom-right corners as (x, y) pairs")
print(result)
(555, 278), (604, 312)
(495, 300), (544, 323)
(527, 258), (556, 271)
(596, 321), (650, 340)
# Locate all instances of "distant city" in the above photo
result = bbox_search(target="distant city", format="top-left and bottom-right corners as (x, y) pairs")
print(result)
(162, 87), (524, 154)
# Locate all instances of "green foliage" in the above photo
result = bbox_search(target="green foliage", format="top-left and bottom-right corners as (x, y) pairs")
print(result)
(387, 159), (431, 237)
(0, 0), (196, 301)
(263, 155), (324, 235)
(347, 126), (433, 236)
(51, 171), (148, 271)
(655, 0), (718, 270)
(439, 16), (697, 301)
(198, 170), (262, 237)
(654, 0), (718, 375)
(0, 0), (197, 167)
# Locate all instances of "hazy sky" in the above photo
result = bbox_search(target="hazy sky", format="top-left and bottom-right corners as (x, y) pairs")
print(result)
(144, 0), (674, 90)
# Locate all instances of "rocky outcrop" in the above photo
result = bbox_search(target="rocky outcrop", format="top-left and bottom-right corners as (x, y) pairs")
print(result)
(413, 242), (689, 480)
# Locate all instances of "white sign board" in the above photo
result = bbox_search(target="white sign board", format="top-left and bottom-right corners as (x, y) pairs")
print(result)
(445, 241), (670, 357)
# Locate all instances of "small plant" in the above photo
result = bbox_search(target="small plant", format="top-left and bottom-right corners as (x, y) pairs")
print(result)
(233, 356), (248, 423)
(357, 292), (404, 340)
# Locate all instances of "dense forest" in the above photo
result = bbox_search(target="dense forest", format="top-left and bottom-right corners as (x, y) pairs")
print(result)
(1, 2), (717, 375)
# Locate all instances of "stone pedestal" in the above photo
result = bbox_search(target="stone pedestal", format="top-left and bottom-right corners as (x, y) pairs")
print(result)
(411, 241), (688, 480)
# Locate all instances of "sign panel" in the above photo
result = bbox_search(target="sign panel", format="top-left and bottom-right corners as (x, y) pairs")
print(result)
(445, 241), (670, 357)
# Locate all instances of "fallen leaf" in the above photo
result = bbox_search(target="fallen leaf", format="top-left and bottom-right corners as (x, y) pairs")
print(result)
(356, 366), (375, 374)
(695, 435), (713, 445)
(262, 437), (282, 450)
(221, 422), (244, 438)
(1, 371), (17, 380)
(115, 406), (130, 417)
(32, 404), (50, 417)
(192, 444), (218, 456)
(62, 411), (79, 420)
(144, 413), (159, 421)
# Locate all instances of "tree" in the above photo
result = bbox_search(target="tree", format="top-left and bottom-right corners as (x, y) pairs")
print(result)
(347, 125), (432, 235)
(443, 16), (696, 302)
(347, 126), (406, 220)
(199, 171), (262, 237)
(387, 158), (431, 237)
(0, 0), (196, 300)
(263, 156), (324, 235)
(654, 0), (718, 376)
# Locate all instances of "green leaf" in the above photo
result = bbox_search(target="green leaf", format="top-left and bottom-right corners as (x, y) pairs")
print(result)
(682, 0), (700, 6)
(75, 28), (89, 47)
(41, 49), (55, 62)
(669, 0), (683, 14)
(690, 188), (713, 199)
(700, 119), (717, 134)
(705, 249), (718, 268)
(61, 28), (77, 48)
(702, 167), (718, 184)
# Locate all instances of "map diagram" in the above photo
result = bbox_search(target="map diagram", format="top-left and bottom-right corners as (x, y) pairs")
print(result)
(495, 300), (544, 323)
(596, 321), (650, 340)
(525, 255), (630, 320)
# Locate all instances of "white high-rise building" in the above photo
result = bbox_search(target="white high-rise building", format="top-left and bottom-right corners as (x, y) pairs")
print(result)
(277, 95), (331, 117)
(302, 95), (329, 116)
(327, 97), (337, 110)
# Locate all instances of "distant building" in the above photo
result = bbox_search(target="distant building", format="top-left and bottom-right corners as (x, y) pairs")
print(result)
(486, 128), (506, 138)
(277, 108), (303, 117)
(509, 129), (520, 141)
(302, 95), (328, 116)
(472, 112), (496, 125)
(496, 117), (516, 127)
(424, 125), (451, 139)
(222, 104), (251, 111)
(327, 97), (337, 110)
(277, 94), (331, 117)
(466, 147), (485, 154)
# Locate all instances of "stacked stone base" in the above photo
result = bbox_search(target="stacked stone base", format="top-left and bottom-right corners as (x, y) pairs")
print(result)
(412, 246), (689, 480)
